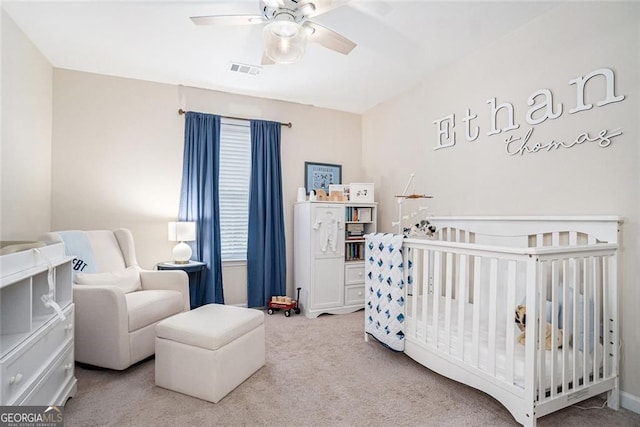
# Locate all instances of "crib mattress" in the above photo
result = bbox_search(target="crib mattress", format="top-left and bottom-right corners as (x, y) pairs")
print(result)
(407, 295), (602, 391)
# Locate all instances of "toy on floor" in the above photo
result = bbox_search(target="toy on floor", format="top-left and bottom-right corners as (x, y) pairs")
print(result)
(515, 304), (563, 350)
(267, 287), (301, 317)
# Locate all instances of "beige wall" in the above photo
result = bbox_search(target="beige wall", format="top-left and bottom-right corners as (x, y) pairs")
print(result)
(362, 2), (639, 405)
(1, 11), (52, 240)
(51, 69), (362, 305)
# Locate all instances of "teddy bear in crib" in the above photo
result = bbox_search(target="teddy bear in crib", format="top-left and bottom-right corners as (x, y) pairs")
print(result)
(403, 219), (436, 237)
(514, 305), (563, 350)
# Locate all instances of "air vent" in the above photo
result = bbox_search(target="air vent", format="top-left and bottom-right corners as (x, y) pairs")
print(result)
(229, 62), (261, 76)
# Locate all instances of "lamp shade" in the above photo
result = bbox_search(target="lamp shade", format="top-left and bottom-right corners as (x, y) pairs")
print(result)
(168, 221), (196, 242)
(263, 19), (307, 64)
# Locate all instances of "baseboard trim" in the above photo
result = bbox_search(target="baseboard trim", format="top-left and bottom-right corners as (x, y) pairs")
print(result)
(621, 391), (640, 414)
(231, 303), (248, 308)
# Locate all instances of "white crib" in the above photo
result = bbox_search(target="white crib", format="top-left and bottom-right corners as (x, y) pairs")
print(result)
(393, 217), (619, 426)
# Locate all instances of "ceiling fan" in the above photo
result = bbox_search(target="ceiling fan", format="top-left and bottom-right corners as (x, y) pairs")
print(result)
(190, 0), (357, 65)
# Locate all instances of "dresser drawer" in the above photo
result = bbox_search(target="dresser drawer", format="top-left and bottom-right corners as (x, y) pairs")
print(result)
(1, 305), (74, 405)
(21, 343), (74, 406)
(345, 285), (365, 306)
(345, 263), (365, 285)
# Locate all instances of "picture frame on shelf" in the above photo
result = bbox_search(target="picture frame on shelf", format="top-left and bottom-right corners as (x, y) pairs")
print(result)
(305, 162), (342, 193)
(349, 183), (374, 203)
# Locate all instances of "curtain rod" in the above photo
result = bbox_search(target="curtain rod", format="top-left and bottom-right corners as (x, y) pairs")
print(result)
(178, 109), (292, 128)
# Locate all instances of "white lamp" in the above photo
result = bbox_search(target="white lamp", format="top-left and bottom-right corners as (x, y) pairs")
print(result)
(168, 221), (196, 264)
(263, 14), (308, 64)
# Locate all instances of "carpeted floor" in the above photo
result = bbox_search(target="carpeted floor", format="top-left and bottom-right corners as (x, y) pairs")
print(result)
(64, 309), (639, 426)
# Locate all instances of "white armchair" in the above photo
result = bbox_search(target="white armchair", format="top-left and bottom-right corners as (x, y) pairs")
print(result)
(43, 229), (189, 370)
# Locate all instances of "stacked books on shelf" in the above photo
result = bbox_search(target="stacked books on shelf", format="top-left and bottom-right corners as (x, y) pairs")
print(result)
(346, 223), (364, 240)
(345, 242), (365, 261)
(345, 207), (372, 222)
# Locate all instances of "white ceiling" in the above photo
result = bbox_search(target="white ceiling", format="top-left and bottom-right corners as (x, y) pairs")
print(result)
(3, 1), (559, 114)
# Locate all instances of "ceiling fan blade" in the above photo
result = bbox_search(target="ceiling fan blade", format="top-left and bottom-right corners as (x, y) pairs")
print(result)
(300, 0), (350, 18)
(303, 21), (356, 55)
(263, 0), (286, 7)
(190, 15), (265, 26)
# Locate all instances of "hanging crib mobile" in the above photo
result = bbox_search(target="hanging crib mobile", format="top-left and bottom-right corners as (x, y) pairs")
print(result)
(391, 173), (435, 237)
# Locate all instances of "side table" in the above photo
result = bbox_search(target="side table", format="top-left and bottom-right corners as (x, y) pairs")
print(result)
(156, 261), (207, 310)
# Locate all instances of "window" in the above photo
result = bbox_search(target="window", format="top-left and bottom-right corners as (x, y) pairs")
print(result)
(219, 119), (251, 261)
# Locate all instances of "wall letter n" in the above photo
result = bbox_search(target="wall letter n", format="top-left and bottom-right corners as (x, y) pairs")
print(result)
(569, 67), (625, 114)
(433, 114), (456, 151)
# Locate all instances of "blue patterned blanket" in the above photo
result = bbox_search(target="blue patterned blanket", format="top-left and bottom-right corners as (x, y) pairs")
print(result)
(364, 233), (407, 351)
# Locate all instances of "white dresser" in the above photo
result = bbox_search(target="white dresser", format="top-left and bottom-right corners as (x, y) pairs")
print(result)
(0, 242), (77, 405)
(294, 202), (377, 318)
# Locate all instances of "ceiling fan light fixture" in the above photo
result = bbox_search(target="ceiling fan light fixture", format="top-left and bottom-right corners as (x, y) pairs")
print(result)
(300, 3), (316, 16)
(263, 20), (308, 64)
(303, 22), (315, 36)
(269, 19), (299, 37)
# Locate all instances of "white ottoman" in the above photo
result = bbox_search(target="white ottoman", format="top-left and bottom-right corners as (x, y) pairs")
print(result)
(155, 304), (265, 403)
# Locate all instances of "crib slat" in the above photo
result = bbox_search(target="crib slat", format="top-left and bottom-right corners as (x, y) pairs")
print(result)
(552, 232), (560, 247)
(550, 259), (559, 397)
(589, 256), (596, 384)
(571, 257), (580, 390)
(524, 257), (539, 411)
(582, 257), (590, 385)
(412, 248), (429, 342)
(410, 246), (419, 299)
(420, 250), (430, 343)
(592, 256), (601, 379)
(432, 251), (442, 349)
(569, 231), (578, 246)
(536, 233), (544, 248)
(408, 247), (418, 338)
(602, 256), (610, 379)
(457, 254), (468, 361)
(472, 256), (481, 368)
(505, 260), (516, 384)
(488, 258), (498, 376)
(444, 252), (453, 355)
(418, 247), (424, 289)
(561, 259), (570, 393)
(604, 254), (617, 383)
(538, 262), (547, 400)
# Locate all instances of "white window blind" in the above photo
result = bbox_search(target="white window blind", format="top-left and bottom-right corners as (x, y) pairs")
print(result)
(219, 119), (251, 261)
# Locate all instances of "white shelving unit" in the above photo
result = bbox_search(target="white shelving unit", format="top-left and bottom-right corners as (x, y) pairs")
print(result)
(0, 242), (77, 405)
(294, 202), (377, 318)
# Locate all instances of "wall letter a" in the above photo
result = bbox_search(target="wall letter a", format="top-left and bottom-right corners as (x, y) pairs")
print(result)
(526, 89), (562, 125)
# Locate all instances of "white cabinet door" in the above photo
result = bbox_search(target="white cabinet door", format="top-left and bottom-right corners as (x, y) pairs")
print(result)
(311, 258), (344, 309)
(309, 204), (344, 310)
